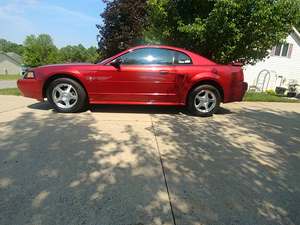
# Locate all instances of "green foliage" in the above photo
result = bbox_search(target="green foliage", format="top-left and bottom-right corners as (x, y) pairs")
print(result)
(0, 39), (24, 55)
(59, 45), (84, 63)
(86, 46), (100, 63)
(59, 45), (99, 63)
(23, 34), (59, 67)
(22, 34), (100, 67)
(97, 0), (148, 58)
(296, 20), (300, 32)
(146, 0), (300, 64)
(265, 89), (276, 96)
(244, 92), (300, 102)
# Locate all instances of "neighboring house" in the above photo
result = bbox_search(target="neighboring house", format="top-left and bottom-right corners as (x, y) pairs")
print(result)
(244, 27), (300, 92)
(0, 52), (22, 75)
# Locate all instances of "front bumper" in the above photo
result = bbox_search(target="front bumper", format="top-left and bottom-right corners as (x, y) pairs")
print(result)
(17, 79), (44, 101)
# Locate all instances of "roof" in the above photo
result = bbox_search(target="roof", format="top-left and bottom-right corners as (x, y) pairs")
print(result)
(0, 52), (22, 65)
(129, 45), (201, 56)
(292, 26), (300, 40)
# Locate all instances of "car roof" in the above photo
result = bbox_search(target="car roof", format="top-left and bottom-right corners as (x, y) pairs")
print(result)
(129, 45), (196, 55)
(100, 45), (216, 65)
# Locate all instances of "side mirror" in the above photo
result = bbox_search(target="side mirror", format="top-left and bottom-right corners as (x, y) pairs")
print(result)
(110, 58), (122, 69)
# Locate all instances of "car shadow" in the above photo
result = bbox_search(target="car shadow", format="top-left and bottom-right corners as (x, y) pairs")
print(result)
(28, 101), (233, 115)
(28, 101), (53, 111)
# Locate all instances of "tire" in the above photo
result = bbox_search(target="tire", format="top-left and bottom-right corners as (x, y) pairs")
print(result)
(46, 78), (87, 113)
(187, 84), (221, 117)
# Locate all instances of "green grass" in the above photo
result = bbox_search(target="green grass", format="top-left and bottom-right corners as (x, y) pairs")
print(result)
(0, 88), (21, 96)
(0, 74), (21, 80)
(244, 92), (300, 103)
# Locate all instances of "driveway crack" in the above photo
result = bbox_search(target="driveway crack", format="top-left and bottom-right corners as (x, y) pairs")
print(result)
(150, 116), (177, 225)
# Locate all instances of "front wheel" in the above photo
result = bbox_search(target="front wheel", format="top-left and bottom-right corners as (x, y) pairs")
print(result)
(47, 78), (87, 113)
(187, 84), (221, 117)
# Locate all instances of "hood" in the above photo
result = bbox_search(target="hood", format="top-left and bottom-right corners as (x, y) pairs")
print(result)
(37, 63), (94, 69)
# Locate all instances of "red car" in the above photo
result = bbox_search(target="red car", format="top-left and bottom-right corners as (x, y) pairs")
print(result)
(18, 45), (247, 116)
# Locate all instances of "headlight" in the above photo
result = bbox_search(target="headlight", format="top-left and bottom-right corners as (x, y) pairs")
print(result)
(24, 71), (35, 79)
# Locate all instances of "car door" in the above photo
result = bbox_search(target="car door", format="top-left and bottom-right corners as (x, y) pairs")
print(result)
(92, 48), (180, 103)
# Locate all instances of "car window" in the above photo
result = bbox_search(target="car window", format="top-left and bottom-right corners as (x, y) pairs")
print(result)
(113, 48), (192, 65)
(118, 49), (149, 65)
(175, 52), (192, 64)
(145, 48), (174, 65)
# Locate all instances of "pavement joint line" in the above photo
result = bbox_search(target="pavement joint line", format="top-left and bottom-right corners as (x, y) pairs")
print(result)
(150, 116), (177, 225)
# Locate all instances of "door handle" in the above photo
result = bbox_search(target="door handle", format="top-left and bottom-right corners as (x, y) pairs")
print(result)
(159, 70), (169, 74)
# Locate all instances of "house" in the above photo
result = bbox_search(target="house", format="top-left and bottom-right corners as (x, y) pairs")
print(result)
(0, 52), (22, 75)
(244, 27), (300, 92)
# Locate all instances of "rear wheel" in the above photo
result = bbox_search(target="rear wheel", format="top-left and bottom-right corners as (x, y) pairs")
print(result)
(46, 78), (87, 113)
(187, 84), (221, 117)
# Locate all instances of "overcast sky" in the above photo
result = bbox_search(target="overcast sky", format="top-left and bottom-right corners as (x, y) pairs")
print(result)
(0, 0), (105, 48)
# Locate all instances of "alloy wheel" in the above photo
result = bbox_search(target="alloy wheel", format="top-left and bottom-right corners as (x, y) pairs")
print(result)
(52, 83), (78, 109)
(194, 89), (217, 113)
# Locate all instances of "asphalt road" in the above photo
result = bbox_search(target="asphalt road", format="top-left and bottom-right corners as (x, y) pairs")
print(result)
(0, 80), (17, 89)
(0, 96), (299, 225)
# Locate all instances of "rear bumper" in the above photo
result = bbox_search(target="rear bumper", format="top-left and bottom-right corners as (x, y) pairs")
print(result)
(242, 82), (248, 97)
(224, 81), (248, 103)
(236, 82), (248, 101)
(17, 79), (44, 101)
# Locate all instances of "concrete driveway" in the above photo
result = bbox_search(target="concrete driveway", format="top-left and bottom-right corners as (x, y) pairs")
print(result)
(0, 96), (299, 225)
(0, 80), (17, 89)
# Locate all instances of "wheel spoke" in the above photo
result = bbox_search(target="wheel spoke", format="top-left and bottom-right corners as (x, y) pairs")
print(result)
(208, 98), (215, 103)
(53, 91), (61, 101)
(66, 85), (72, 93)
(64, 99), (71, 108)
(197, 104), (203, 108)
(69, 95), (77, 100)
(57, 87), (64, 95)
(204, 91), (209, 101)
(203, 102), (209, 110)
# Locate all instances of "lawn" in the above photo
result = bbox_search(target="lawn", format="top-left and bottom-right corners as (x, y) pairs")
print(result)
(0, 88), (21, 96)
(244, 92), (300, 103)
(0, 74), (21, 80)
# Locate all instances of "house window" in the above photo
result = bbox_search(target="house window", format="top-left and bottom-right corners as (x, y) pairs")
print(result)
(281, 44), (289, 57)
(273, 43), (293, 57)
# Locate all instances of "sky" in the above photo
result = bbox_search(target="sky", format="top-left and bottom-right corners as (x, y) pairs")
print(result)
(0, 0), (105, 48)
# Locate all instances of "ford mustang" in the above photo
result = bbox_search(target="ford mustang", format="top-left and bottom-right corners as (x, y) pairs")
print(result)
(17, 45), (247, 116)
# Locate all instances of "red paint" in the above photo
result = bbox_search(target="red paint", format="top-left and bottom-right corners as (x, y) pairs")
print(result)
(17, 45), (247, 105)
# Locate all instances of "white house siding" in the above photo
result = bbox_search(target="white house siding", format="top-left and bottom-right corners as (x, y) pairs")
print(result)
(0, 57), (21, 75)
(244, 31), (300, 90)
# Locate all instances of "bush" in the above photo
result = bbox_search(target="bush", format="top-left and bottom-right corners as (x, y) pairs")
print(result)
(265, 89), (276, 96)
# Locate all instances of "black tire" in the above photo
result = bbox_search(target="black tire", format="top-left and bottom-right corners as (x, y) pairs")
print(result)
(187, 84), (221, 117)
(46, 78), (87, 113)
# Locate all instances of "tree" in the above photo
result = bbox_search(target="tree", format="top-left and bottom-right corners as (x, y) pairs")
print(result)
(23, 34), (58, 67)
(86, 46), (100, 63)
(0, 39), (24, 55)
(59, 45), (100, 63)
(147, 0), (300, 64)
(296, 19), (300, 32)
(97, 0), (148, 58)
(59, 44), (87, 63)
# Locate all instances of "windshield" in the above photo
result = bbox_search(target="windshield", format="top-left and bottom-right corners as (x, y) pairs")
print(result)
(98, 56), (114, 65)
